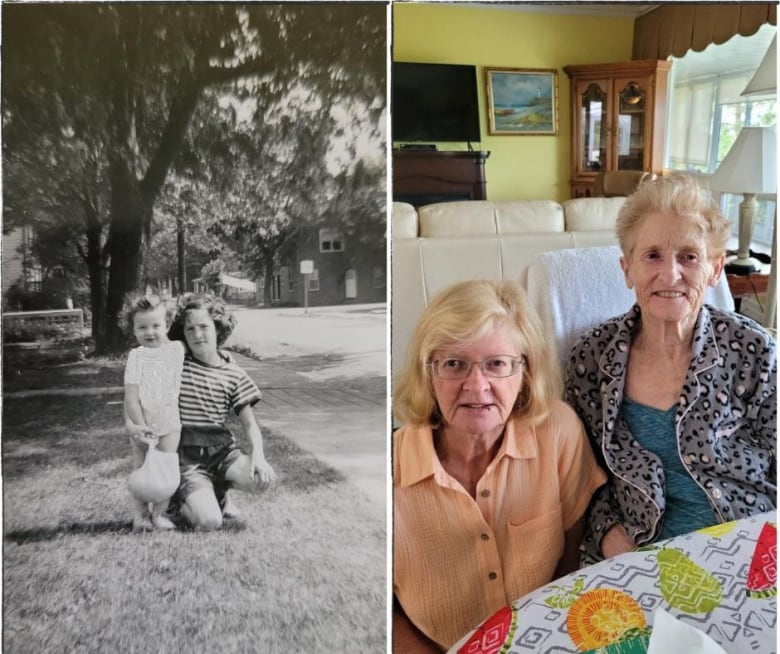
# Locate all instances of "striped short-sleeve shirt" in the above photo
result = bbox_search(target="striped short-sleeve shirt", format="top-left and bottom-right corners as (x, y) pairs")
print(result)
(179, 351), (261, 429)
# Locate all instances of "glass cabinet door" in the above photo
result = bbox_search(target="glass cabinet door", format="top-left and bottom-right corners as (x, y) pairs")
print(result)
(615, 78), (648, 171)
(577, 81), (608, 175)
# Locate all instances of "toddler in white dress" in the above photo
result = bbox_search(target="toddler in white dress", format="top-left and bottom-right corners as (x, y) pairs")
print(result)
(122, 293), (184, 530)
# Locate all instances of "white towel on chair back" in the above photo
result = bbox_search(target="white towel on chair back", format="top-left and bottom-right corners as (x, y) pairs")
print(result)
(524, 246), (735, 370)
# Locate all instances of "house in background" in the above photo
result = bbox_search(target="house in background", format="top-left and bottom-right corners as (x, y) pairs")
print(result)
(2, 226), (41, 308)
(191, 273), (258, 304)
(270, 222), (385, 307)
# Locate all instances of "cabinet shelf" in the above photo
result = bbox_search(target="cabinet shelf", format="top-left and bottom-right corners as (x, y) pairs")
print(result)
(563, 60), (671, 198)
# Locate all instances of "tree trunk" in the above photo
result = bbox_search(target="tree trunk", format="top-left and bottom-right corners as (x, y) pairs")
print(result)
(84, 220), (106, 342)
(263, 254), (275, 306)
(80, 181), (108, 342)
(97, 160), (150, 354)
(177, 217), (186, 294)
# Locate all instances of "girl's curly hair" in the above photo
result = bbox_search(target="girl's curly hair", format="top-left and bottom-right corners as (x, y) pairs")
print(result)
(119, 292), (174, 337)
(168, 292), (236, 346)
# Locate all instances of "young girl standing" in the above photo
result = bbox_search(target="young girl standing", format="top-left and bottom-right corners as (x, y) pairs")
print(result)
(169, 292), (275, 530)
(122, 293), (184, 531)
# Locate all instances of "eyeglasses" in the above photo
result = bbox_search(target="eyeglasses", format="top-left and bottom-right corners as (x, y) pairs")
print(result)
(428, 355), (525, 380)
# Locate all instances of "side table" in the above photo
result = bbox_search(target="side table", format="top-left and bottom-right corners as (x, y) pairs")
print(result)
(726, 272), (770, 312)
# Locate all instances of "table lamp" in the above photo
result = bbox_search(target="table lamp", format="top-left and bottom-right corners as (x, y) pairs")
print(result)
(741, 35), (776, 98)
(740, 34), (777, 328)
(709, 125), (777, 275)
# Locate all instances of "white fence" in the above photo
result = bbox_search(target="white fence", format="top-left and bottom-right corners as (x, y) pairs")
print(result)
(3, 309), (85, 335)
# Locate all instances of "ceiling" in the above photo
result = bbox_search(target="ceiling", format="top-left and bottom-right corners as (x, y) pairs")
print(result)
(469, 3), (658, 19)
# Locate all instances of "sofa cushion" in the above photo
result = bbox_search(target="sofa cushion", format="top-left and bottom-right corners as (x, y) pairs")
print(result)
(418, 201), (498, 237)
(420, 238), (503, 297)
(495, 200), (564, 234)
(391, 239), (426, 385)
(392, 202), (419, 239)
(563, 197), (626, 231)
(570, 230), (620, 249)
(501, 233), (575, 283)
(418, 200), (567, 237)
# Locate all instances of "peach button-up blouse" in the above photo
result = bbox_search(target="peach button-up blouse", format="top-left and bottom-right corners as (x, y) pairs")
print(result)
(393, 400), (606, 649)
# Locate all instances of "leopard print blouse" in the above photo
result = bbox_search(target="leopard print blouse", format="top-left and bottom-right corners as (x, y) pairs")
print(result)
(565, 304), (777, 564)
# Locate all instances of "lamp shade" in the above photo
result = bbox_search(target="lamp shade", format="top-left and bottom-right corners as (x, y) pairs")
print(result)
(710, 126), (777, 195)
(742, 35), (777, 97)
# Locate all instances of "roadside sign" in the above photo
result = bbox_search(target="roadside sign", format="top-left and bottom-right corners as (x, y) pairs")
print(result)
(300, 259), (314, 275)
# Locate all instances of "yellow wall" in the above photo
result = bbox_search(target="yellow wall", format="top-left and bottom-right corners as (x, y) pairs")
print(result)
(392, 3), (635, 202)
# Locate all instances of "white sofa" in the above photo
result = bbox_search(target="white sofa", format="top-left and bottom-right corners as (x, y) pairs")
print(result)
(391, 197), (628, 385)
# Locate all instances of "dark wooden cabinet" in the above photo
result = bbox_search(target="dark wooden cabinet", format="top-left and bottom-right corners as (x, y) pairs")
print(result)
(392, 150), (490, 206)
(563, 60), (671, 198)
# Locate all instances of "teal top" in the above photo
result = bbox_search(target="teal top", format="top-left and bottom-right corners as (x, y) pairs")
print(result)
(621, 398), (717, 540)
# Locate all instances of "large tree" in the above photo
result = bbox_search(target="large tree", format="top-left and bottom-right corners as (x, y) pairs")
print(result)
(200, 74), (387, 305)
(3, 3), (385, 352)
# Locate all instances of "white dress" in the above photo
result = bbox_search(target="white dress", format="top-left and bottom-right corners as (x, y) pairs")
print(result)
(124, 340), (185, 435)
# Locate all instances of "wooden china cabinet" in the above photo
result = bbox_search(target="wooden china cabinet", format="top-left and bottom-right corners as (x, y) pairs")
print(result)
(563, 60), (671, 198)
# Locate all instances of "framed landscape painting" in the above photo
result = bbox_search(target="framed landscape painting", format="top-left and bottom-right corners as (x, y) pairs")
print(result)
(485, 67), (559, 135)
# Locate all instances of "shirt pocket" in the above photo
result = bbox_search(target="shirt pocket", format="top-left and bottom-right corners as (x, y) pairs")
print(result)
(503, 506), (565, 601)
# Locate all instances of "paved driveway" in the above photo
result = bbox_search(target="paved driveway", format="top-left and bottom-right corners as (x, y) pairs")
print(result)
(227, 304), (387, 511)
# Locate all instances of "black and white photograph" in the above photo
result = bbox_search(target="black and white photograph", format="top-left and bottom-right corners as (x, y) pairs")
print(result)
(2, 3), (388, 652)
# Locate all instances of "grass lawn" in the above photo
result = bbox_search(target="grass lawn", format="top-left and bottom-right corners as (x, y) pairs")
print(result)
(3, 344), (386, 652)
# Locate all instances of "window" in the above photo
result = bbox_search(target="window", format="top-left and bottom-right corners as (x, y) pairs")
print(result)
(666, 25), (776, 249)
(308, 268), (320, 291)
(319, 228), (344, 253)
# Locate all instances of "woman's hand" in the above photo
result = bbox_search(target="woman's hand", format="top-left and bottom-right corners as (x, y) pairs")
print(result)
(252, 457), (276, 489)
(601, 524), (637, 559)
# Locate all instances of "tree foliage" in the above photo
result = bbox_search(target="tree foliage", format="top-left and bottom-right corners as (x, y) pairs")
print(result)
(200, 259), (227, 296)
(3, 3), (386, 352)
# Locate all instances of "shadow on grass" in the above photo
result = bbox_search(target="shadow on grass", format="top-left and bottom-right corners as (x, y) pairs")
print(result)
(3, 343), (125, 393)
(5, 520), (134, 544)
(5, 516), (250, 545)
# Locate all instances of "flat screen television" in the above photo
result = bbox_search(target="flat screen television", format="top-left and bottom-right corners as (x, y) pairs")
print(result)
(392, 61), (481, 144)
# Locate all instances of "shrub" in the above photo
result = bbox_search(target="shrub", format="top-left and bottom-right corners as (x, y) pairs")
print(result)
(2, 320), (69, 343)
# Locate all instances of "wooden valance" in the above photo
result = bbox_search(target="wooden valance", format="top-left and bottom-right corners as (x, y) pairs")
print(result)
(633, 3), (777, 60)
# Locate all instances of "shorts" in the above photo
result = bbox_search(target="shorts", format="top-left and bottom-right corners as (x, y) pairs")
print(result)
(178, 442), (243, 503)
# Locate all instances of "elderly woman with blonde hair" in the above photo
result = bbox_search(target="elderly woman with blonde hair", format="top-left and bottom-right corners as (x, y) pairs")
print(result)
(393, 279), (606, 653)
(566, 174), (776, 564)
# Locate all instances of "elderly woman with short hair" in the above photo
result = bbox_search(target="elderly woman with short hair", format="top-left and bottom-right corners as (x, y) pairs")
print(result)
(566, 174), (777, 564)
(393, 279), (606, 653)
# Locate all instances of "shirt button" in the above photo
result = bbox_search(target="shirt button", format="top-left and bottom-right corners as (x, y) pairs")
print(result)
(481, 489), (491, 498)
(712, 488), (723, 499)
(480, 533), (490, 541)
(488, 572), (498, 580)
